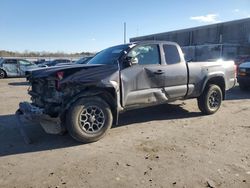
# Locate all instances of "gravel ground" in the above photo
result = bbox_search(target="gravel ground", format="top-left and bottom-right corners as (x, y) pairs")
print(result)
(0, 78), (250, 188)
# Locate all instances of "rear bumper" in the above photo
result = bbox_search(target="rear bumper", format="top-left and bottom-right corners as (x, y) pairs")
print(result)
(18, 102), (64, 134)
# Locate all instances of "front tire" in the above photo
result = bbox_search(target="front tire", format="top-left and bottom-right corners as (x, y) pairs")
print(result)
(66, 96), (113, 143)
(197, 84), (223, 115)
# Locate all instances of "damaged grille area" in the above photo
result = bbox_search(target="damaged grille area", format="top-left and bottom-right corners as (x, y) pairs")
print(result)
(29, 77), (87, 117)
(29, 77), (63, 116)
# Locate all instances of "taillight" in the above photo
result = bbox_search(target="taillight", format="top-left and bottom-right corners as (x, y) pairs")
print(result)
(56, 71), (64, 90)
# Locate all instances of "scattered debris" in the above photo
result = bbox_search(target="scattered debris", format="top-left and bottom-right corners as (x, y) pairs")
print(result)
(206, 179), (216, 188)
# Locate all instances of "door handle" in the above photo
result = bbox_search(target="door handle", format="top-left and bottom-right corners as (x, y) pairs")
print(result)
(154, 70), (164, 75)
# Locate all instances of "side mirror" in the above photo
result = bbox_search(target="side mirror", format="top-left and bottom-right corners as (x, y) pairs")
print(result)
(125, 56), (138, 66)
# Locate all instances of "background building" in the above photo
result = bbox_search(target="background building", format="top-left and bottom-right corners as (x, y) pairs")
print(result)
(130, 18), (250, 62)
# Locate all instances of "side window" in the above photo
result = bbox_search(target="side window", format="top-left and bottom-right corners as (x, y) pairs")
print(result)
(4, 59), (17, 65)
(163, 44), (181, 65)
(128, 44), (160, 65)
(18, 60), (32, 66)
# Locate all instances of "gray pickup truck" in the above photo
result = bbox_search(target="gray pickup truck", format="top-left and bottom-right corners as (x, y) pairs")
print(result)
(18, 41), (236, 143)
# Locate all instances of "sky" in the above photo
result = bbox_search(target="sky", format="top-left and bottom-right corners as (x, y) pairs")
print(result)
(0, 0), (250, 53)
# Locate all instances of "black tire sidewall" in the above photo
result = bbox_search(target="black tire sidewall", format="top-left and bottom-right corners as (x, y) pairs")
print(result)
(205, 85), (222, 114)
(0, 69), (6, 79)
(66, 97), (113, 143)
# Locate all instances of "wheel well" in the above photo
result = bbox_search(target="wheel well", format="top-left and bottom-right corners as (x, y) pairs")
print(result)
(205, 77), (225, 100)
(63, 87), (118, 124)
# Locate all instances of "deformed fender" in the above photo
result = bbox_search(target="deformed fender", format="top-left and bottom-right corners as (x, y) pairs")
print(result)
(62, 87), (120, 125)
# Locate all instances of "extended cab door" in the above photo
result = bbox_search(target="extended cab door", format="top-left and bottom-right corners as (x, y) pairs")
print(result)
(159, 43), (188, 98)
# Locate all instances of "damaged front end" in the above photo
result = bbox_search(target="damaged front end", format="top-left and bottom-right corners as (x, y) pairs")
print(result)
(18, 75), (67, 136)
(17, 64), (120, 142)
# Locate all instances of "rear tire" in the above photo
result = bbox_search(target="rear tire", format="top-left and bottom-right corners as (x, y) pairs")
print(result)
(66, 96), (113, 143)
(197, 84), (222, 115)
(0, 69), (6, 79)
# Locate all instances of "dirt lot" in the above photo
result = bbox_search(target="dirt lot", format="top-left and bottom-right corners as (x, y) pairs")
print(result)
(0, 78), (250, 188)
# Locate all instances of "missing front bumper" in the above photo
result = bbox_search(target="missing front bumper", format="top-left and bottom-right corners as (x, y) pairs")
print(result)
(17, 102), (65, 137)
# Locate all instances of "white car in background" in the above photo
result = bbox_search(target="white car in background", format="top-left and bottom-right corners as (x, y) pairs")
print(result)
(0, 58), (45, 79)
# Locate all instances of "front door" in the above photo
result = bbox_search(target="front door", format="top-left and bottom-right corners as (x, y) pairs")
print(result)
(120, 44), (167, 108)
(2, 59), (18, 76)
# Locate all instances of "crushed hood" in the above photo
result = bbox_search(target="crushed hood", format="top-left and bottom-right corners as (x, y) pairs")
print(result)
(30, 63), (120, 86)
(30, 64), (103, 78)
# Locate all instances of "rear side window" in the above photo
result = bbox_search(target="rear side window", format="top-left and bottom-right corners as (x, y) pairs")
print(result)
(163, 44), (180, 65)
(18, 60), (33, 66)
(4, 59), (17, 64)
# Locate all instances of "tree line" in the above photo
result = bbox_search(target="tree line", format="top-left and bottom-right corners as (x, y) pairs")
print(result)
(0, 50), (94, 57)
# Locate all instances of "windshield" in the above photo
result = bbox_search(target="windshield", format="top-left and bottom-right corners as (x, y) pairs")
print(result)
(75, 57), (92, 64)
(87, 44), (130, 65)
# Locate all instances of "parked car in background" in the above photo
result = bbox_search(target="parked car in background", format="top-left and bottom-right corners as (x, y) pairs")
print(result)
(237, 61), (250, 90)
(235, 55), (250, 66)
(42, 59), (71, 67)
(33, 59), (48, 65)
(0, 58), (44, 79)
(56, 56), (93, 66)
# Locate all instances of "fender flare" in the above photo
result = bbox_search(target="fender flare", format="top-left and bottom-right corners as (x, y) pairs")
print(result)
(200, 74), (226, 99)
(61, 88), (119, 125)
